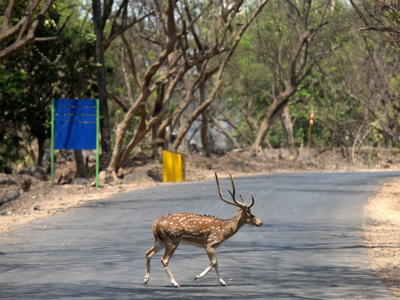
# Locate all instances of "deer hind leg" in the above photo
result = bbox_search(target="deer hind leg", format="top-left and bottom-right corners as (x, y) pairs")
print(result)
(160, 241), (180, 288)
(194, 246), (226, 286)
(144, 238), (165, 286)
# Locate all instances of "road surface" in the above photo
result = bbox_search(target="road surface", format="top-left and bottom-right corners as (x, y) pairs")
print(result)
(0, 172), (399, 299)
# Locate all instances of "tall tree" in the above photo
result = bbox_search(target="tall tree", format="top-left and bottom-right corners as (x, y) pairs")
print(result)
(92, 0), (112, 169)
(170, 0), (270, 152)
(248, 0), (338, 155)
(106, 0), (270, 182)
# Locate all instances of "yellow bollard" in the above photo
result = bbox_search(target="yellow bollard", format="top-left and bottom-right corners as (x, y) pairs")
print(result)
(163, 150), (186, 182)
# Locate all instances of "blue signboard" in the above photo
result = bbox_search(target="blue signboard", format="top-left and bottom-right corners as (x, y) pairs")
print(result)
(53, 99), (97, 149)
(51, 99), (99, 187)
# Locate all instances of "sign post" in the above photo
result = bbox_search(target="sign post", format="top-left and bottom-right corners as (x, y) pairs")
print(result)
(308, 107), (314, 148)
(51, 99), (100, 188)
(162, 150), (186, 182)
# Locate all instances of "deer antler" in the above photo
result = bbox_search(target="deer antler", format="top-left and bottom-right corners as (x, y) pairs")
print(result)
(215, 172), (242, 207)
(215, 172), (254, 208)
(240, 194), (254, 208)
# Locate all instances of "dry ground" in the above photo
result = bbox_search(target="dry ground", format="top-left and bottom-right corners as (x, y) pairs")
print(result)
(2, 146), (400, 298)
(364, 178), (400, 298)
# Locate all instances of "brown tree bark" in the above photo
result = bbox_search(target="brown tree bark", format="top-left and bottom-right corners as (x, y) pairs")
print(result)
(157, 66), (219, 148)
(251, 88), (297, 154)
(211, 116), (240, 148)
(171, 0), (270, 151)
(250, 0), (335, 155)
(341, 88), (400, 143)
(74, 150), (86, 177)
(152, 84), (165, 161)
(186, 125), (201, 153)
(201, 110), (210, 156)
(110, 63), (190, 175)
(106, 0), (270, 181)
(107, 0), (204, 176)
(238, 104), (258, 139)
(199, 82), (211, 157)
(216, 108), (251, 145)
(280, 106), (296, 155)
(37, 132), (45, 167)
(0, 0), (61, 61)
(316, 117), (349, 158)
(237, 106), (272, 148)
(93, 0), (112, 170)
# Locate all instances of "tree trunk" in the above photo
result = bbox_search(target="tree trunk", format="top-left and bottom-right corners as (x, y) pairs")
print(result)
(383, 131), (392, 148)
(37, 133), (45, 167)
(74, 150), (86, 177)
(157, 67), (220, 149)
(201, 110), (210, 156)
(171, 80), (220, 152)
(199, 82), (210, 157)
(211, 115), (239, 148)
(317, 117), (350, 159)
(171, 0), (269, 151)
(237, 106), (273, 148)
(152, 85), (164, 161)
(264, 137), (273, 149)
(186, 125), (200, 150)
(217, 108), (251, 145)
(250, 90), (295, 154)
(280, 106), (295, 155)
(93, 0), (112, 170)
(239, 106), (259, 140)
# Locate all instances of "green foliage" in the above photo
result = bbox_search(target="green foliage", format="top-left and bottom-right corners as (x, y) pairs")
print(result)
(219, 0), (379, 150)
(0, 68), (29, 169)
(0, 1), (109, 168)
(389, 11), (400, 22)
(2, 0), (400, 170)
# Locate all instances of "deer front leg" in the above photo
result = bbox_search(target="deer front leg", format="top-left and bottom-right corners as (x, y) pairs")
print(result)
(193, 246), (227, 286)
(193, 262), (213, 281)
(161, 241), (180, 287)
(144, 240), (164, 285)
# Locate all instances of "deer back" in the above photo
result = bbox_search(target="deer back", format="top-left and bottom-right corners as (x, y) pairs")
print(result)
(153, 212), (238, 246)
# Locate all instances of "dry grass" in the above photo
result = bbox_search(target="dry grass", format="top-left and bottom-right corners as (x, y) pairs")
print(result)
(364, 178), (400, 298)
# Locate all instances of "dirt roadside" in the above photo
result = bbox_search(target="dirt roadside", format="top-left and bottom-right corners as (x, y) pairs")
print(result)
(364, 178), (400, 298)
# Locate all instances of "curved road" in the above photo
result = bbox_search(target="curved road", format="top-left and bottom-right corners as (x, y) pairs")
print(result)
(0, 172), (399, 299)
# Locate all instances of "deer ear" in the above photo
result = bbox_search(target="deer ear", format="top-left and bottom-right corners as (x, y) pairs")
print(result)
(238, 207), (247, 213)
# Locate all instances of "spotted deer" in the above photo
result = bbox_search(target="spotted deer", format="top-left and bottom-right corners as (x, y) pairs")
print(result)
(143, 172), (263, 287)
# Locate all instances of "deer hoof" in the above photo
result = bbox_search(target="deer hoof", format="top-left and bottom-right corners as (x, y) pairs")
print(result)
(172, 283), (180, 288)
(193, 275), (200, 281)
(219, 279), (227, 286)
(143, 277), (149, 286)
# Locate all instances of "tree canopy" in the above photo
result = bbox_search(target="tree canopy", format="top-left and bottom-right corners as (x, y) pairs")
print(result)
(1, 0), (399, 178)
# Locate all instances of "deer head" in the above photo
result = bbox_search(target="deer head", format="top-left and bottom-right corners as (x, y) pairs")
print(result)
(215, 172), (263, 227)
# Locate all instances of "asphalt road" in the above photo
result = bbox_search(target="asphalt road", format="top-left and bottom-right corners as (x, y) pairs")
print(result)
(1, 171), (399, 299)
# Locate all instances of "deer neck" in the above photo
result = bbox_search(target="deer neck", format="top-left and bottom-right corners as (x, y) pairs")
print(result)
(222, 211), (246, 240)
